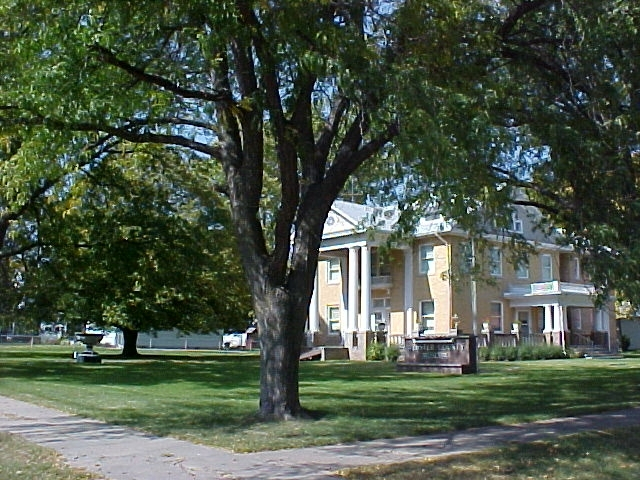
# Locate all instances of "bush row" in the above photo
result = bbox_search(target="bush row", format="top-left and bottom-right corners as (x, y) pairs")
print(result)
(478, 344), (568, 361)
(367, 342), (401, 361)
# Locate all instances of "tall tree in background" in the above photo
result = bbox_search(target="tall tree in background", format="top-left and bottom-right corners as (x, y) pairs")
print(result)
(23, 145), (251, 357)
(492, 1), (640, 303)
(2, 1), (639, 418)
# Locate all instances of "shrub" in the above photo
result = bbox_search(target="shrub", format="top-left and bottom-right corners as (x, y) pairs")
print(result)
(478, 346), (490, 361)
(517, 345), (535, 361)
(536, 344), (567, 359)
(366, 341), (386, 361)
(621, 335), (631, 352)
(480, 344), (568, 362)
(489, 346), (507, 361)
(367, 343), (402, 361)
(504, 346), (518, 361)
(385, 344), (401, 362)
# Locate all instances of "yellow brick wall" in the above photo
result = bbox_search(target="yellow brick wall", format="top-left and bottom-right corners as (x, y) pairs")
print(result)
(317, 239), (584, 338)
(317, 256), (345, 335)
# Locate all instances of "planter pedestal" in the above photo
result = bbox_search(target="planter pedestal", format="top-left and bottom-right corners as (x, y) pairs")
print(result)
(74, 332), (104, 364)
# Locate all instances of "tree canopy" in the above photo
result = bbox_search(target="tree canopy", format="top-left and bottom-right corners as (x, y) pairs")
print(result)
(19, 145), (251, 351)
(1, 0), (639, 418)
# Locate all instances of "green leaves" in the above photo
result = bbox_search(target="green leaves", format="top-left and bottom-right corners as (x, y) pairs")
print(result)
(16, 144), (251, 332)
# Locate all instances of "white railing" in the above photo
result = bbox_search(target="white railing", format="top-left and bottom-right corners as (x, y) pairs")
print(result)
(506, 281), (594, 297)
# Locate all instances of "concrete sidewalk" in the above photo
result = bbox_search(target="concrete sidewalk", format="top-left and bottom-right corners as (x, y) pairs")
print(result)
(2, 395), (640, 480)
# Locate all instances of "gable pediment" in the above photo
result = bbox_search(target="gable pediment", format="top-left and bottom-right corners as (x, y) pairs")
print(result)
(323, 210), (362, 237)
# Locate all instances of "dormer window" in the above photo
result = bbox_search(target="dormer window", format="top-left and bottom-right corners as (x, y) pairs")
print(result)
(512, 213), (523, 233)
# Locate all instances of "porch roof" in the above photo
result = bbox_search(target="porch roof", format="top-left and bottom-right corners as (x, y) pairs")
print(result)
(504, 281), (596, 308)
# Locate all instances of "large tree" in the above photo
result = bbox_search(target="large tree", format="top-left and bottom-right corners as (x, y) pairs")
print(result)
(493, 1), (640, 304)
(2, 0), (413, 418)
(2, 1), (638, 419)
(22, 145), (251, 356)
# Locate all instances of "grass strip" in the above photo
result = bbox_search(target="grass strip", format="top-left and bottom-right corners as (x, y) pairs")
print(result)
(339, 426), (640, 479)
(0, 431), (103, 480)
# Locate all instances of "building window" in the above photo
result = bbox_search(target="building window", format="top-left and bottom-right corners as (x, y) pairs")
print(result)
(489, 302), (503, 332)
(570, 308), (582, 331)
(419, 244), (435, 275)
(516, 258), (529, 279)
(541, 254), (553, 281)
(489, 247), (503, 277)
(327, 306), (341, 333)
(372, 297), (391, 332)
(512, 213), (523, 233)
(327, 258), (341, 284)
(371, 248), (391, 277)
(372, 297), (391, 309)
(420, 300), (435, 333)
(572, 257), (581, 281)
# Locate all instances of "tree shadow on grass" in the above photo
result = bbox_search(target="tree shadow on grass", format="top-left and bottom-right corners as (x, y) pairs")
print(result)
(0, 354), (262, 389)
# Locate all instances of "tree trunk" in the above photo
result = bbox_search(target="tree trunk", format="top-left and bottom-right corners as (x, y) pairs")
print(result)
(119, 326), (140, 358)
(255, 286), (308, 420)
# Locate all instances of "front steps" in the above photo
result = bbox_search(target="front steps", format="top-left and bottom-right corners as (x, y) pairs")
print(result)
(300, 346), (350, 361)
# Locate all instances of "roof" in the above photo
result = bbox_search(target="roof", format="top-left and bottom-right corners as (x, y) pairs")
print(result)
(323, 200), (561, 248)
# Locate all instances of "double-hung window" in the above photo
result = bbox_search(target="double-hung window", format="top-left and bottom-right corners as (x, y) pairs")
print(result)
(490, 301), (503, 332)
(327, 306), (341, 333)
(489, 247), (503, 277)
(420, 300), (435, 332)
(327, 258), (341, 284)
(541, 254), (553, 281)
(419, 244), (435, 275)
(516, 258), (529, 279)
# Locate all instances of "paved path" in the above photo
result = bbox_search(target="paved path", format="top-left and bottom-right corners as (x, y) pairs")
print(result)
(2, 395), (640, 480)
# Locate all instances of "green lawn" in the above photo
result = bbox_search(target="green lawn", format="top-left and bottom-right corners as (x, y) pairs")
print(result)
(1, 346), (640, 453)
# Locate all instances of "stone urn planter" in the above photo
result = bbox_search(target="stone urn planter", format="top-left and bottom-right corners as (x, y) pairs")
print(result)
(74, 332), (104, 364)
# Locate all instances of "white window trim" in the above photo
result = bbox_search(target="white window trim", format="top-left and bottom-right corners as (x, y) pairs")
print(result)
(327, 305), (341, 334)
(516, 260), (529, 279)
(419, 244), (435, 275)
(541, 254), (553, 282)
(512, 213), (523, 233)
(489, 247), (503, 277)
(327, 258), (341, 284)
(490, 301), (504, 333)
(420, 299), (435, 332)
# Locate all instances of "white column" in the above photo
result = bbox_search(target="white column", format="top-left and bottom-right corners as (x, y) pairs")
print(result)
(543, 305), (553, 333)
(554, 304), (566, 351)
(599, 308), (611, 351)
(308, 271), (319, 332)
(403, 248), (414, 336)
(552, 304), (562, 332)
(348, 247), (359, 332)
(360, 245), (371, 332)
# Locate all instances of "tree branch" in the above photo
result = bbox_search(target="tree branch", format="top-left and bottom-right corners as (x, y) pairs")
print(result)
(498, 0), (554, 39)
(315, 95), (350, 178)
(91, 45), (231, 104)
(236, 1), (300, 282)
(324, 119), (399, 200)
(73, 122), (222, 158)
